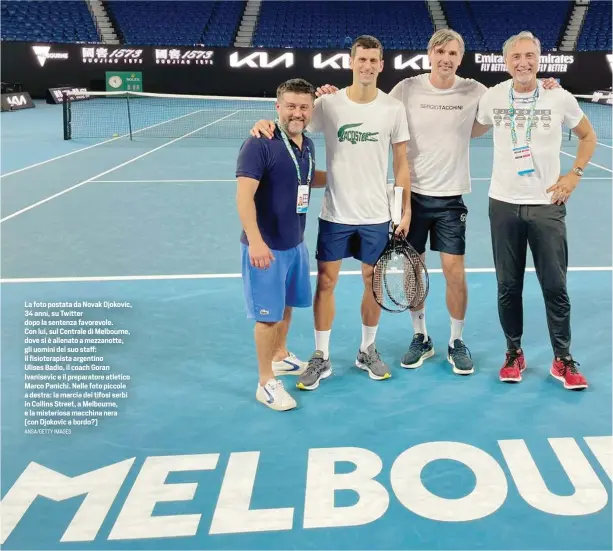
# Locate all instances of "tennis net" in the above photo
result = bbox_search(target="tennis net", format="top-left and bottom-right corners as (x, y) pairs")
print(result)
(63, 91), (285, 140)
(62, 90), (612, 142)
(570, 93), (612, 140)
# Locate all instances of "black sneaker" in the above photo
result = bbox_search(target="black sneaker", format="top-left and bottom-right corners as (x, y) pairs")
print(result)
(447, 339), (474, 375)
(400, 333), (434, 368)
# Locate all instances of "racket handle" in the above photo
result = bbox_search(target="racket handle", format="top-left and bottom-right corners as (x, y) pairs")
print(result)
(393, 187), (403, 225)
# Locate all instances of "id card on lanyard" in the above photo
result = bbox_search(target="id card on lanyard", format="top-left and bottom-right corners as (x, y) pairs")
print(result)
(279, 124), (314, 214)
(509, 85), (538, 176)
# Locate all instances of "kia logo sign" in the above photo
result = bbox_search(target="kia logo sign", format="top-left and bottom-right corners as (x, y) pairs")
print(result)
(229, 52), (294, 69)
(313, 53), (351, 69)
(394, 54), (430, 71)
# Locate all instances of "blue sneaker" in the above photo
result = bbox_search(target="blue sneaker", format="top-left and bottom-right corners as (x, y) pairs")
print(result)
(400, 333), (434, 368)
(447, 339), (474, 375)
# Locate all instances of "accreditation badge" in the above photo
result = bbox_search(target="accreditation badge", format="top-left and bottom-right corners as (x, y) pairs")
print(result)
(296, 184), (310, 213)
(513, 145), (535, 176)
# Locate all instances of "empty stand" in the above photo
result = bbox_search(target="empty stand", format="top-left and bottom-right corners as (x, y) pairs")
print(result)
(252, 1), (434, 49)
(1, 0), (610, 53)
(106, 0), (244, 47)
(576, 0), (612, 51)
(443, 0), (572, 51)
(1, 0), (99, 43)
(441, 1), (485, 50)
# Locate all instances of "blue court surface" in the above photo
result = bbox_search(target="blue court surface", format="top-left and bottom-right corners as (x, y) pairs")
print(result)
(1, 99), (611, 550)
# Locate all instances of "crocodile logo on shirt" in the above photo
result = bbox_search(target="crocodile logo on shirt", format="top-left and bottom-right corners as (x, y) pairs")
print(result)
(337, 123), (379, 144)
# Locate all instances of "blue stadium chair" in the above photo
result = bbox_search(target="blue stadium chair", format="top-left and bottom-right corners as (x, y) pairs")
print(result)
(1, 0), (99, 43)
(252, 1), (435, 50)
(576, 0), (612, 51)
(106, 1), (244, 47)
(442, 0), (572, 51)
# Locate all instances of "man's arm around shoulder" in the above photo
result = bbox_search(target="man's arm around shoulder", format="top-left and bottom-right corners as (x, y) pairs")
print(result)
(471, 87), (494, 138)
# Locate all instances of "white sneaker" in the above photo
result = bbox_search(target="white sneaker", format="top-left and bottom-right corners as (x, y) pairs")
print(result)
(272, 352), (307, 376)
(256, 379), (297, 411)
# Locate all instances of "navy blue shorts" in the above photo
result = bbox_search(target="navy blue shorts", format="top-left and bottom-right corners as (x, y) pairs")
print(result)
(241, 241), (312, 322)
(407, 193), (467, 256)
(316, 219), (390, 265)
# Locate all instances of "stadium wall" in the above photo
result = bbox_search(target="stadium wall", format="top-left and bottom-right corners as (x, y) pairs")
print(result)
(2, 42), (611, 99)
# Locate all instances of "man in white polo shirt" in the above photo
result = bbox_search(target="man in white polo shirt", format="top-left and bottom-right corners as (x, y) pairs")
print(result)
(474, 31), (596, 390)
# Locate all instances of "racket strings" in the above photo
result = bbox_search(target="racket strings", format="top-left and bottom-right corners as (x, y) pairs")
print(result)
(373, 237), (429, 312)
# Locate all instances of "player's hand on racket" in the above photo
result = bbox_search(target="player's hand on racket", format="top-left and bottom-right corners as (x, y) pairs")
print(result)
(547, 173), (579, 204)
(316, 84), (339, 97)
(394, 211), (411, 238)
(249, 240), (275, 269)
(540, 77), (561, 90)
(250, 120), (275, 139)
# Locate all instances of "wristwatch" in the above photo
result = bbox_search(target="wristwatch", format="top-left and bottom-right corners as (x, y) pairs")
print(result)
(572, 167), (584, 177)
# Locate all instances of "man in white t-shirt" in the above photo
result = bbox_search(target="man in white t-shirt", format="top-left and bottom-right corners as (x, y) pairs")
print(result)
(387, 29), (485, 376)
(474, 31), (596, 390)
(250, 35), (411, 390)
(314, 29), (559, 377)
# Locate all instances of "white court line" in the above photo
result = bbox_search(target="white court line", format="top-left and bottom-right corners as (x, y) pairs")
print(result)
(90, 177), (612, 184)
(1, 266), (610, 284)
(0, 108), (210, 179)
(560, 150), (612, 173)
(597, 141), (612, 149)
(470, 177), (611, 181)
(94, 179), (235, 183)
(0, 111), (240, 224)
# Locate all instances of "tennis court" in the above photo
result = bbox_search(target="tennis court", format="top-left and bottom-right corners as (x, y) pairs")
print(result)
(1, 92), (611, 550)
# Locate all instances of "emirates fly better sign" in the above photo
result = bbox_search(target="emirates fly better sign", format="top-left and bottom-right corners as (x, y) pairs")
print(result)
(474, 53), (575, 73)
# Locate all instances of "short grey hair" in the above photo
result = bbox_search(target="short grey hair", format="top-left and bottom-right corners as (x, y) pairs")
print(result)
(503, 31), (541, 59)
(427, 29), (465, 56)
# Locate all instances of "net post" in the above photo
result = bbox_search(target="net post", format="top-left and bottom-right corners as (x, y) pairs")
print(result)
(62, 92), (71, 140)
(125, 93), (133, 140)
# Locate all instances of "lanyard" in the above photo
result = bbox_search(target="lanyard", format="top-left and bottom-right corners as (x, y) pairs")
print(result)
(508, 85), (539, 146)
(278, 123), (313, 187)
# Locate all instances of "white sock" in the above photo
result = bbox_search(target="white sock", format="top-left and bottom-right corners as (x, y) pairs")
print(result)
(315, 330), (331, 359)
(450, 318), (464, 347)
(360, 324), (378, 352)
(411, 308), (427, 339)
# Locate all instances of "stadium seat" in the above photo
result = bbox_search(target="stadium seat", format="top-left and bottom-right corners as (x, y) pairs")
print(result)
(106, 1), (244, 47)
(442, 0), (572, 51)
(252, 1), (435, 50)
(576, 0), (612, 51)
(1, 0), (99, 43)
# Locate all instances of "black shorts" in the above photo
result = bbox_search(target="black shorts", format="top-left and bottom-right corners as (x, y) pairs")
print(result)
(407, 193), (467, 256)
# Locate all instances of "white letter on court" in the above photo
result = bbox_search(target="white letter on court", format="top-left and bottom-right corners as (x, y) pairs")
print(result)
(108, 454), (219, 540)
(499, 438), (608, 515)
(209, 451), (293, 534)
(303, 447), (389, 529)
(584, 436), (612, 480)
(0, 459), (134, 544)
(391, 441), (507, 521)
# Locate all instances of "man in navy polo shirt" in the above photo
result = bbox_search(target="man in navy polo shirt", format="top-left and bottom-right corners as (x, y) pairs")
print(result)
(236, 78), (327, 411)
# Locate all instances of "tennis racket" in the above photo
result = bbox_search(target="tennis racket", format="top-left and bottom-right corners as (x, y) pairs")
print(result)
(372, 187), (429, 313)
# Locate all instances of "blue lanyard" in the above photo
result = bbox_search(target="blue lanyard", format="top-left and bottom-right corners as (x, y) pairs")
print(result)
(508, 85), (539, 146)
(277, 123), (313, 187)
